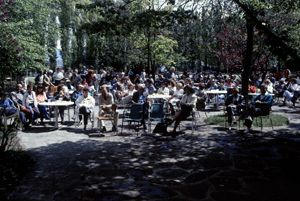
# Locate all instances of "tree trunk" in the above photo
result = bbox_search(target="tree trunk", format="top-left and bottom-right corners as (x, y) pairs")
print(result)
(241, 17), (254, 107)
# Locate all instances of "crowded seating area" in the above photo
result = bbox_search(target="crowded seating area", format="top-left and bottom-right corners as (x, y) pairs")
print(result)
(1, 66), (300, 135)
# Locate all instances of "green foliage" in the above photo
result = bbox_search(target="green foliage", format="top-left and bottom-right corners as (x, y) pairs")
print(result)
(0, 0), (59, 81)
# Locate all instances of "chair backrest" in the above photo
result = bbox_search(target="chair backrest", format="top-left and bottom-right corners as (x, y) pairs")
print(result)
(129, 104), (144, 120)
(150, 103), (164, 119)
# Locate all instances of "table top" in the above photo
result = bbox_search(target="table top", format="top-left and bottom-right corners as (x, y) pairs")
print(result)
(148, 94), (171, 99)
(204, 90), (227, 95)
(39, 101), (74, 107)
(248, 93), (275, 96)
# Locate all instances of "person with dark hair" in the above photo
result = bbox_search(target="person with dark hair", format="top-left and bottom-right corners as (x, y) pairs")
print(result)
(23, 84), (40, 125)
(0, 90), (18, 117)
(35, 84), (50, 123)
(167, 85), (197, 135)
(244, 85), (273, 132)
(132, 84), (149, 130)
(53, 85), (70, 124)
(225, 87), (244, 130)
(76, 87), (95, 131)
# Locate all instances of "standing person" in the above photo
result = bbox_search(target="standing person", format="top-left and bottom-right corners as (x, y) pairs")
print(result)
(98, 85), (118, 132)
(76, 87), (95, 131)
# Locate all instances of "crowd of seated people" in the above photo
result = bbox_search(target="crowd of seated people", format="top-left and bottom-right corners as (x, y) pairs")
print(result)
(1, 65), (299, 134)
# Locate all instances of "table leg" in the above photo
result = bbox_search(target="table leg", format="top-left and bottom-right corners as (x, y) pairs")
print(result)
(68, 106), (70, 122)
(55, 106), (59, 129)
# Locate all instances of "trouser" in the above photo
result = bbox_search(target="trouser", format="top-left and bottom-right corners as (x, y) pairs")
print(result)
(99, 112), (119, 128)
(244, 104), (269, 129)
(38, 105), (50, 120)
(58, 106), (66, 122)
(79, 106), (91, 126)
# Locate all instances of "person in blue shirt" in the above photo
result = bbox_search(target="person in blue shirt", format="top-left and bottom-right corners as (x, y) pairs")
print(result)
(0, 91), (18, 117)
(244, 85), (273, 132)
(132, 85), (149, 130)
(0, 89), (27, 129)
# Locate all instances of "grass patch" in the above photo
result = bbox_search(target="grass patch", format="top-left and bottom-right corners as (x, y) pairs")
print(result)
(204, 114), (289, 127)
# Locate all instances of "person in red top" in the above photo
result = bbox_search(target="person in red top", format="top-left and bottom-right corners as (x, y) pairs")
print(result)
(248, 80), (257, 93)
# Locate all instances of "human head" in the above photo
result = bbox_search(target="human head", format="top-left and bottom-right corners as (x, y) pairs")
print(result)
(83, 87), (89, 98)
(27, 84), (33, 92)
(100, 85), (108, 95)
(184, 85), (194, 95)
(17, 84), (23, 91)
(260, 85), (267, 95)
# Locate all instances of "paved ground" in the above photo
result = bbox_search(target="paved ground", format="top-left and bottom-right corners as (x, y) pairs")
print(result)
(8, 105), (300, 201)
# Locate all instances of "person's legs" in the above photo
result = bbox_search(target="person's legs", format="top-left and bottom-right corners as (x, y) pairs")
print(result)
(58, 106), (65, 123)
(79, 106), (90, 130)
(226, 106), (234, 126)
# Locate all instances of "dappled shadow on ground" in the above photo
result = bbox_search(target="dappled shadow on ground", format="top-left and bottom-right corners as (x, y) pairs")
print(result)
(8, 127), (300, 201)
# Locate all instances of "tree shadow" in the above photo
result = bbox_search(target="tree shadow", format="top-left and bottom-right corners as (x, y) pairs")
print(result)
(9, 122), (300, 201)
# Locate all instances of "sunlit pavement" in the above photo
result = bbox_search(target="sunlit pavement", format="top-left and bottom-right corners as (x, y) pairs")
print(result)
(10, 105), (300, 201)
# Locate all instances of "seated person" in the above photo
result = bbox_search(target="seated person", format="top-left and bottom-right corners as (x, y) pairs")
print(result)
(0, 90), (18, 117)
(53, 85), (70, 124)
(119, 83), (136, 105)
(282, 78), (299, 107)
(225, 88), (244, 129)
(98, 85), (118, 132)
(167, 85), (197, 135)
(23, 84), (40, 125)
(157, 81), (170, 95)
(0, 90), (28, 129)
(35, 84), (50, 123)
(244, 85), (273, 132)
(71, 84), (83, 103)
(75, 87), (95, 130)
(132, 84), (149, 130)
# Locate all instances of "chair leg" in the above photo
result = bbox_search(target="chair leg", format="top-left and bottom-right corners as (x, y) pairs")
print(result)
(269, 116), (274, 130)
(260, 117), (263, 132)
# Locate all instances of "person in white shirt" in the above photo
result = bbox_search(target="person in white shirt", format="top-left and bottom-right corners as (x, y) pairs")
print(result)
(53, 67), (64, 85)
(23, 84), (40, 124)
(283, 78), (299, 107)
(98, 85), (119, 132)
(167, 85), (197, 135)
(76, 87), (95, 130)
(157, 82), (170, 95)
(264, 79), (274, 94)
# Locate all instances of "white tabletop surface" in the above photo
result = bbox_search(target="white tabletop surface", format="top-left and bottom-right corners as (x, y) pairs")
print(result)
(148, 94), (171, 99)
(39, 101), (74, 107)
(204, 90), (227, 94)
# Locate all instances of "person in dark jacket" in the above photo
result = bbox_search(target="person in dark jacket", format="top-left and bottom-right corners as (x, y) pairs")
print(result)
(244, 85), (273, 132)
(225, 87), (244, 130)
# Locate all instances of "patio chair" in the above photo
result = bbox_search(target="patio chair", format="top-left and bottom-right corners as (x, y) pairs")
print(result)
(121, 103), (144, 135)
(148, 103), (165, 133)
(254, 108), (274, 132)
